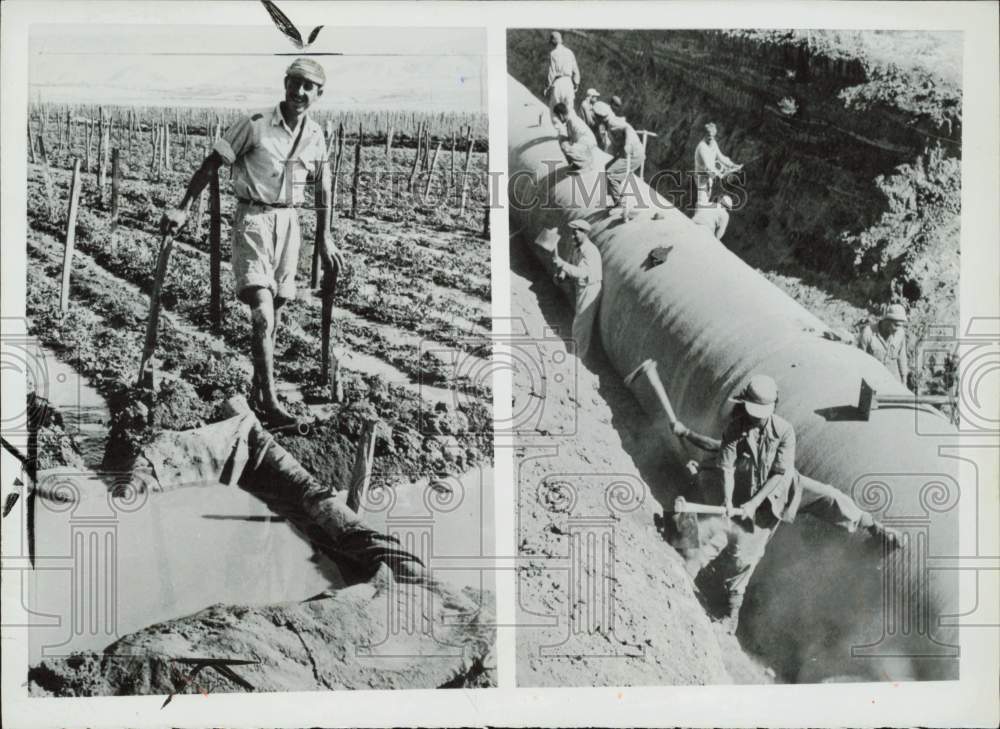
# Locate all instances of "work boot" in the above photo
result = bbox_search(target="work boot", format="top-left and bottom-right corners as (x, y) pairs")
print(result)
(867, 521), (903, 551)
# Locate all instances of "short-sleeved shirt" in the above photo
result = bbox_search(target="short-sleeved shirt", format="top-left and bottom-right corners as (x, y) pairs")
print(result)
(562, 237), (603, 287)
(605, 115), (644, 160)
(691, 205), (730, 240)
(718, 412), (799, 523)
(548, 44), (580, 87)
(213, 104), (327, 206)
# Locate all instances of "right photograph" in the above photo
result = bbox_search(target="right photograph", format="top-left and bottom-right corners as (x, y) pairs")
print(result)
(508, 29), (962, 685)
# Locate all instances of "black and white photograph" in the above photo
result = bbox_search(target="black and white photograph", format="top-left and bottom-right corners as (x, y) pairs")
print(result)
(508, 27), (968, 686)
(11, 13), (495, 696)
(2, 1), (999, 727)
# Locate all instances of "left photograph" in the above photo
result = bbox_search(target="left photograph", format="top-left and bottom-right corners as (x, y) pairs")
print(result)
(19, 22), (495, 693)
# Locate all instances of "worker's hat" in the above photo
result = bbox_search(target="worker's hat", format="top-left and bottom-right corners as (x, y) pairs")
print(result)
(882, 303), (908, 324)
(720, 194), (734, 210)
(704, 122), (718, 133)
(592, 101), (613, 118)
(731, 374), (778, 418)
(286, 58), (327, 86)
(568, 219), (592, 232)
(610, 94), (623, 108)
(586, 88), (600, 97)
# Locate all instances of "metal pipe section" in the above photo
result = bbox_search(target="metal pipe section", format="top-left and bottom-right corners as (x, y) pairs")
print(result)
(507, 76), (959, 681)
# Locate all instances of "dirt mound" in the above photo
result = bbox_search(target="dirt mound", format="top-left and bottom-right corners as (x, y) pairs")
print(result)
(29, 566), (494, 696)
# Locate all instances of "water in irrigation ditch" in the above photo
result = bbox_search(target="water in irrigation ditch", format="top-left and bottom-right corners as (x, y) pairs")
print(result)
(34, 341), (111, 469)
(27, 465), (491, 665)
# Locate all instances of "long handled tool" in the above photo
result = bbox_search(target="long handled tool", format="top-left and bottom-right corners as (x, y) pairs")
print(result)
(319, 264), (344, 404)
(624, 358), (721, 452)
(136, 232), (175, 390)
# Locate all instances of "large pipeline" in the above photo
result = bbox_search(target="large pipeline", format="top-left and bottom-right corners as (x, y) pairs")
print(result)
(508, 77), (959, 682)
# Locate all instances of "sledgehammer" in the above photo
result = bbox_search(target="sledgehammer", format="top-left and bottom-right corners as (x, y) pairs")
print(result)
(624, 359), (681, 443)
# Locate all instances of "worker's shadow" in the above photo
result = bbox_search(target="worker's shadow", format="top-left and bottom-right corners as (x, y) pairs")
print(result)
(511, 136), (560, 158)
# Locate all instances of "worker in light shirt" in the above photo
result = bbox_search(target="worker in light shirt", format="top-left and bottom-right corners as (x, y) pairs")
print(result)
(552, 219), (603, 360)
(544, 31), (581, 127)
(694, 122), (741, 205)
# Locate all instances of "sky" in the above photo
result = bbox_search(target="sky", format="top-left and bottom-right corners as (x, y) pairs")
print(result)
(29, 24), (486, 112)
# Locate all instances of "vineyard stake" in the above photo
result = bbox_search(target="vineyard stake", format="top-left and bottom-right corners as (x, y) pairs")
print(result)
(407, 121), (422, 192)
(110, 148), (121, 227)
(423, 140), (443, 200)
(39, 135), (57, 223)
(450, 130), (457, 189)
(329, 122), (345, 231)
(385, 124), (394, 180)
(458, 130), (475, 218)
(136, 233), (176, 391)
(97, 108), (108, 201)
(27, 120), (37, 164)
(60, 160), (83, 313)
(209, 165), (222, 333)
(350, 124), (362, 219)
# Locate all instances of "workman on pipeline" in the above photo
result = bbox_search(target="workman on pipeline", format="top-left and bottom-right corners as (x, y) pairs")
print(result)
(578, 87), (606, 149)
(691, 194), (733, 241)
(858, 303), (910, 388)
(544, 31), (581, 127)
(694, 122), (741, 205)
(592, 101), (644, 212)
(671, 374), (902, 633)
(553, 102), (598, 171)
(552, 219), (603, 360)
(160, 58), (343, 428)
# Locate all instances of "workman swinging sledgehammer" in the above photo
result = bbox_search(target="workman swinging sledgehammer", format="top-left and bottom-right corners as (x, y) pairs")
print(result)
(640, 368), (902, 634)
(160, 58), (344, 428)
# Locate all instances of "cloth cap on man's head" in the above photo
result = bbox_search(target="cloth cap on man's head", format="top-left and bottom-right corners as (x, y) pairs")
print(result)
(610, 95), (623, 108)
(286, 58), (326, 86)
(882, 303), (908, 323)
(550, 31), (562, 43)
(720, 195), (734, 210)
(586, 88), (600, 97)
(731, 374), (778, 418)
(592, 101), (613, 118)
(568, 219), (592, 233)
(704, 122), (718, 133)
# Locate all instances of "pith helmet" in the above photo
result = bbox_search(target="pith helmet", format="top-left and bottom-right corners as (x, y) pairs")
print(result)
(731, 374), (778, 418)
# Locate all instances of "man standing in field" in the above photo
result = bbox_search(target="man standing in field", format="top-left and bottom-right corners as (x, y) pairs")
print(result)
(553, 102), (597, 171)
(858, 303), (910, 388)
(544, 31), (581, 127)
(552, 219), (603, 360)
(160, 58), (343, 427)
(593, 101), (644, 211)
(694, 122), (741, 205)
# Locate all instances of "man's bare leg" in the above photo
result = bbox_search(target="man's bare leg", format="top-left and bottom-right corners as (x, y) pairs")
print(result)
(243, 286), (296, 424)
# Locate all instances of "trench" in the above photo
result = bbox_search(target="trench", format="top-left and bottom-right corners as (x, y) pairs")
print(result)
(507, 70), (959, 684)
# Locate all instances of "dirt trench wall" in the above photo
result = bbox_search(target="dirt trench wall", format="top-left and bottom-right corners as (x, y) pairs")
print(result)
(507, 75), (959, 682)
(507, 29), (961, 313)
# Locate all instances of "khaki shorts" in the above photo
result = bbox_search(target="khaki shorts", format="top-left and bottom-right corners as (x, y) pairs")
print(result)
(230, 201), (301, 301)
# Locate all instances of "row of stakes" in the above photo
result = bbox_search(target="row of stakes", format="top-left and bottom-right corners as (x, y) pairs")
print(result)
(29, 113), (490, 401)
